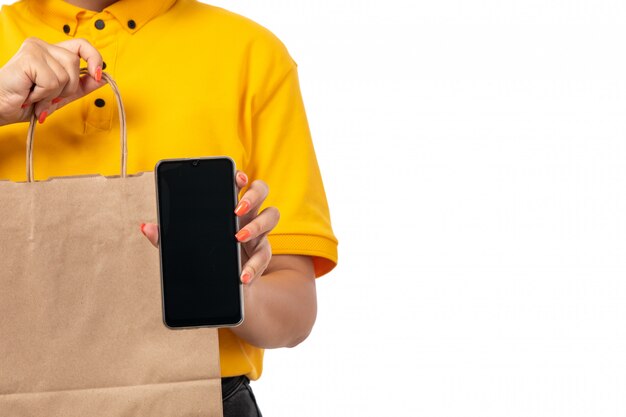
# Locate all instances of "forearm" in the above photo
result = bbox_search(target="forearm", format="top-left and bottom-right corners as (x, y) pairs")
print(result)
(231, 256), (317, 349)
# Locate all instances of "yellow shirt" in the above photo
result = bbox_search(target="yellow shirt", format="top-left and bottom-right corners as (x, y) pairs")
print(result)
(0, 0), (337, 380)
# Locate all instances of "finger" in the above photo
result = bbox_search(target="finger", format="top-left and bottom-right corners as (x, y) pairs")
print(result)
(59, 73), (106, 103)
(234, 179), (269, 217)
(235, 206), (280, 243)
(32, 56), (70, 118)
(235, 170), (248, 191)
(240, 240), (272, 285)
(46, 46), (81, 98)
(56, 38), (103, 81)
(140, 222), (159, 248)
(28, 72), (106, 122)
(24, 63), (63, 122)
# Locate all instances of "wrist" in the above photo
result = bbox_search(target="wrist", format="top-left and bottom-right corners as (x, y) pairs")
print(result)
(0, 92), (13, 127)
(0, 110), (9, 127)
(0, 67), (20, 127)
(0, 96), (23, 127)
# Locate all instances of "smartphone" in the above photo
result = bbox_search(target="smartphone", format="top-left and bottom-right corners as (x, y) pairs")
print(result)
(155, 157), (243, 328)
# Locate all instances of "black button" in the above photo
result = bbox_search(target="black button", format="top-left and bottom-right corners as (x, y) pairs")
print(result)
(63, 24), (70, 34)
(102, 61), (107, 70)
(94, 98), (106, 108)
(127, 19), (136, 29)
(94, 19), (105, 30)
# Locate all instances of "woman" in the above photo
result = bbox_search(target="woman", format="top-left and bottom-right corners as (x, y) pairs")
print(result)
(0, 0), (338, 415)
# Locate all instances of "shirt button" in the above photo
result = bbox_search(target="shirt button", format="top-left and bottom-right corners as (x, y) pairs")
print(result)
(94, 98), (106, 108)
(94, 19), (105, 30)
(63, 24), (70, 34)
(127, 19), (137, 29)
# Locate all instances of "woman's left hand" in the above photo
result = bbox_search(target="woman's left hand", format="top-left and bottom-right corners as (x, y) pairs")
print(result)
(140, 170), (280, 285)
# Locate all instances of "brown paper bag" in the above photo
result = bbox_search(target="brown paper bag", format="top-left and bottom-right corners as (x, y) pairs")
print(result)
(0, 72), (223, 417)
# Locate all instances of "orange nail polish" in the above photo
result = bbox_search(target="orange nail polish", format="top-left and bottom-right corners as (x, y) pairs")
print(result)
(235, 229), (251, 242)
(38, 111), (48, 124)
(140, 223), (146, 234)
(234, 200), (250, 216)
(237, 173), (247, 184)
(241, 272), (252, 284)
(21, 103), (29, 109)
(52, 97), (62, 104)
(95, 66), (102, 82)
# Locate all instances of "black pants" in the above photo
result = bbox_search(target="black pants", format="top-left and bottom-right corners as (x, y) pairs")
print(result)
(222, 376), (263, 417)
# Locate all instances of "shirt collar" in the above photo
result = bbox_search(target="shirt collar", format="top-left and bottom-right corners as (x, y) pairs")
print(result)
(27, 0), (177, 36)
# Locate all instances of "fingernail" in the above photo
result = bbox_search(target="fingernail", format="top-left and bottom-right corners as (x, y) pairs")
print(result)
(95, 66), (102, 82)
(241, 271), (252, 284)
(234, 200), (250, 216)
(38, 111), (48, 124)
(140, 223), (146, 235)
(51, 97), (62, 104)
(21, 103), (29, 109)
(237, 173), (248, 184)
(235, 228), (251, 242)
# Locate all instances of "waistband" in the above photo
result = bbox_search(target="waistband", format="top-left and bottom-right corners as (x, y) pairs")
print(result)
(221, 375), (250, 401)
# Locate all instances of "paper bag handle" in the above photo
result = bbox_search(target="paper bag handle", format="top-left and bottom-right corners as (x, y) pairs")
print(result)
(26, 69), (128, 182)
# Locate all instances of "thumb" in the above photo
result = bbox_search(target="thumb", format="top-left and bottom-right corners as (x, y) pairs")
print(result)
(140, 223), (159, 248)
(68, 73), (106, 101)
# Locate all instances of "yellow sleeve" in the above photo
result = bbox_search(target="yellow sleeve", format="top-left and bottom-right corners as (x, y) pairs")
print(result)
(241, 34), (338, 277)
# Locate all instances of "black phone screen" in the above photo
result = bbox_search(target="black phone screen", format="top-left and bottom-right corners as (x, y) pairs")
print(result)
(156, 157), (242, 328)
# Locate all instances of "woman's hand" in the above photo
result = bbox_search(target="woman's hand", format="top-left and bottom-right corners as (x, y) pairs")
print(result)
(141, 171), (317, 348)
(0, 37), (105, 126)
(232, 172), (280, 284)
(140, 170), (280, 285)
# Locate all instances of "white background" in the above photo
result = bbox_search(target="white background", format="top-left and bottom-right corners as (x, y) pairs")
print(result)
(3, 0), (626, 416)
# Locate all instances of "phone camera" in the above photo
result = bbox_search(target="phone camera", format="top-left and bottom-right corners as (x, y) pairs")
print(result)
(192, 160), (199, 167)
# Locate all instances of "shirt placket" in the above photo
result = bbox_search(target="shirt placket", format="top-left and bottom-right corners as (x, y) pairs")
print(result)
(76, 12), (119, 132)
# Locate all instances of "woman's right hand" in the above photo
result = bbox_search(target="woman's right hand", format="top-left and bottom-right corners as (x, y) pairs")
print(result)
(0, 37), (105, 127)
